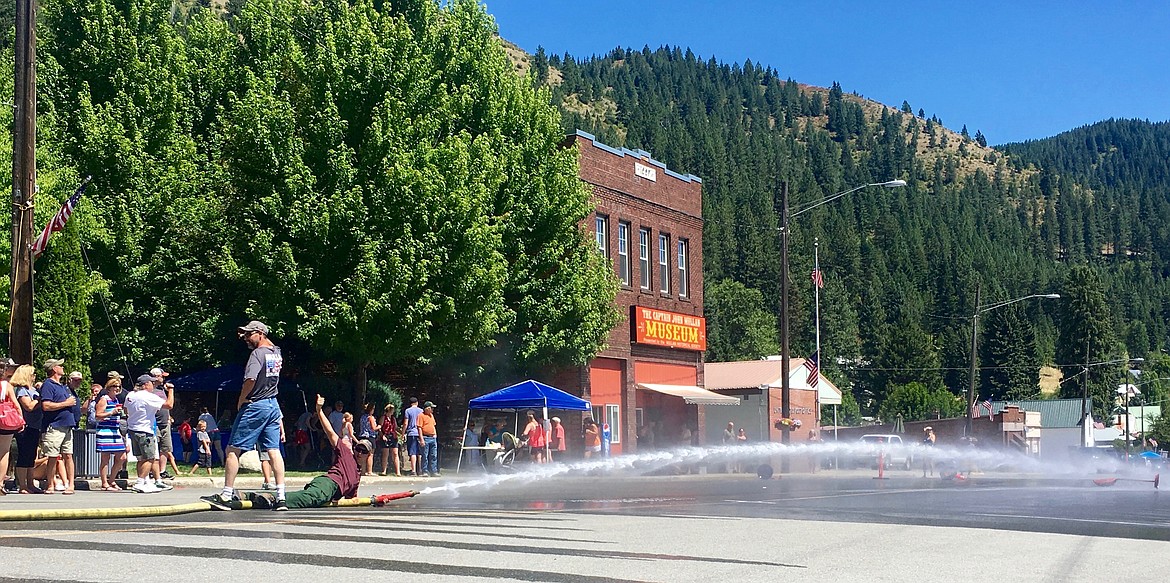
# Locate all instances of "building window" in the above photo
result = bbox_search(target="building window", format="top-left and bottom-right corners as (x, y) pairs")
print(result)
(618, 222), (631, 285)
(595, 215), (608, 258)
(678, 239), (689, 298)
(606, 404), (621, 444)
(658, 234), (670, 294)
(592, 405), (605, 427)
(639, 228), (651, 290)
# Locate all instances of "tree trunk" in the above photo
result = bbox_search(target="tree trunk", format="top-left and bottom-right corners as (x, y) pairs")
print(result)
(352, 362), (369, 410)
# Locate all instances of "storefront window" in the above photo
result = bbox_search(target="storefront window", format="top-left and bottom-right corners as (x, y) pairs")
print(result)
(606, 404), (621, 444)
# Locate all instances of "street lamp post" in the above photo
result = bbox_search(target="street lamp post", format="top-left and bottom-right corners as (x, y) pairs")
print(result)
(963, 290), (1061, 437)
(779, 179), (906, 472)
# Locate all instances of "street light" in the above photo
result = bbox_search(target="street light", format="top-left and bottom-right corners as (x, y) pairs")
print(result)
(779, 179), (906, 472)
(964, 290), (1061, 437)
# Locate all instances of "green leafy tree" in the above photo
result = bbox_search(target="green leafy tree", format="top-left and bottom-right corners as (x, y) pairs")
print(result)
(704, 279), (778, 362)
(878, 382), (965, 423)
(38, 0), (615, 406)
(822, 389), (861, 427)
(1147, 409), (1170, 451)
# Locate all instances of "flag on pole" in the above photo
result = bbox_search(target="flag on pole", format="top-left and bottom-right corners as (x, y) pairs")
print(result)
(804, 351), (819, 388)
(981, 400), (993, 417)
(31, 176), (92, 258)
(811, 268), (824, 289)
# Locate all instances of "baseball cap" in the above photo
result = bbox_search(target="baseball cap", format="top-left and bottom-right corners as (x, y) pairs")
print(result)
(107, 371), (124, 380)
(68, 371), (84, 380)
(551, 417), (561, 423)
(238, 320), (269, 335)
(135, 374), (156, 386)
(423, 401), (436, 409)
(43, 358), (65, 370)
(150, 367), (169, 377)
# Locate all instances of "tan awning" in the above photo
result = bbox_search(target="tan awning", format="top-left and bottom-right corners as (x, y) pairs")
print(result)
(636, 383), (741, 406)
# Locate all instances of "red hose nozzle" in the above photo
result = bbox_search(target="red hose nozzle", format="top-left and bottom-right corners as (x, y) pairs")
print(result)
(372, 490), (419, 506)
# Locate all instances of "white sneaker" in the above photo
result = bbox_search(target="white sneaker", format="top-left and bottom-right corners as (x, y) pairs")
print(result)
(54, 480), (67, 492)
(133, 482), (160, 493)
(154, 482), (173, 491)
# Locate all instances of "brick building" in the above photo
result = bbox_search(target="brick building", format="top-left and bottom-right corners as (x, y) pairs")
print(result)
(548, 131), (734, 456)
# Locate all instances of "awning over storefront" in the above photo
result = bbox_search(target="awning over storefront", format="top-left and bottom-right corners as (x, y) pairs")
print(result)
(636, 383), (741, 406)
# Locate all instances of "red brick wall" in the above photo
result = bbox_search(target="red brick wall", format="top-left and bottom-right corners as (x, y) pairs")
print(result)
(548, 131), (706, 456)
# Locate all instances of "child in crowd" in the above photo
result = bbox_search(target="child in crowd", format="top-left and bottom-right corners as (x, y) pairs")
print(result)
(189, 420), (213, 476)
(342, 412), (355, 444)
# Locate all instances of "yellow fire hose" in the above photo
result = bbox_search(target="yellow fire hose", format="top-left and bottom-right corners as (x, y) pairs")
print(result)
(0, 490), (417, 522)
(0, 501), (213, 522)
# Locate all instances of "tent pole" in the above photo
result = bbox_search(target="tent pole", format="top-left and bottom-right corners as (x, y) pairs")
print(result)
(457, 409), (471, 474)
(543, 402), (549, 463)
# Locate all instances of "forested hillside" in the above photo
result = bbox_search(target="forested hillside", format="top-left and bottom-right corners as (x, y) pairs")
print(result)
(525, 46), (1170, 420)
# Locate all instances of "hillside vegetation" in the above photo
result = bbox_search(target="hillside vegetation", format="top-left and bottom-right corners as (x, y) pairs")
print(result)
(522, 45), (1170, 418)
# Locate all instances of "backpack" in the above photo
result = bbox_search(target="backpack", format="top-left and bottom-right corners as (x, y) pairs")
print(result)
(86, 397), (98, 429)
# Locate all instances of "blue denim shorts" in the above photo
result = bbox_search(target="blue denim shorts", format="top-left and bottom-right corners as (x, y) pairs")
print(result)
(406, 435), (422, 456)
(230, 398), (282, 451)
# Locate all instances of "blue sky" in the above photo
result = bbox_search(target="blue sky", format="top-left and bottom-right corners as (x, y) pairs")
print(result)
(486, 1), (1170, 145)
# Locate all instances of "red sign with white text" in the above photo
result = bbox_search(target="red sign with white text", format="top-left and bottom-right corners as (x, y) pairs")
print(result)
(632, 306), (706, 351)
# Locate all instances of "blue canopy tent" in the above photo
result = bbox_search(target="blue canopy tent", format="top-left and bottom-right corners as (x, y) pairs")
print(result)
(459, 380), (591, 472)
(171, 364), (299, 416)
(169, 364), (246, 419)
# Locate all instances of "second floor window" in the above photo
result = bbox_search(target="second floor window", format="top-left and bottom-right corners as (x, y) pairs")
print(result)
(639, 228), (651, 290)
(658, 234), (670, 294)
(678, 239), (689, 298)
(618, 222), (631, 285)
(595, 215), (608, 258)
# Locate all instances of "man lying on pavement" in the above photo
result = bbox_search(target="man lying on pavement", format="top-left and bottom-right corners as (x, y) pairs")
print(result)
(205, 394), (361, 510)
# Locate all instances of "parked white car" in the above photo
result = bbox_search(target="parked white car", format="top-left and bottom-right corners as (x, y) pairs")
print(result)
(854, 434), (914, 470)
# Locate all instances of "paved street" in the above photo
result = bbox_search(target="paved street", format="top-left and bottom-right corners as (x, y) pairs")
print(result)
(1, 471), (1168, 582)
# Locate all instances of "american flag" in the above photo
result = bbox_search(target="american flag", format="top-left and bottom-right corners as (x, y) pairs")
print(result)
(804, 351), (819, 388)
(811, 268), (824, 289)
(31, 176), (92, 258)
(982, 400), (993, 417)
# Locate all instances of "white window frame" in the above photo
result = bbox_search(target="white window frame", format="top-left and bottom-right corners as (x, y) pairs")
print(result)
(678, 238), (689, 298)
(658, 234), (670, 294)
(618, 222), (631, 285)
(639, 228), (651, 290)
(606, 404), (621, 444)
(595, 215), (608, 258)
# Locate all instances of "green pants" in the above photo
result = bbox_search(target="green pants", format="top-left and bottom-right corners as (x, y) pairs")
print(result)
(285, 476), (340, 509)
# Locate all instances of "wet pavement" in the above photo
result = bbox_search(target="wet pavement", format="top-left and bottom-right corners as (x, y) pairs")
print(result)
(2, 469), (1167, 581)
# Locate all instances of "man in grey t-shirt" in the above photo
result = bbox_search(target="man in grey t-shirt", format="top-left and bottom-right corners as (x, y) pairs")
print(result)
(201, 320), (288, 511)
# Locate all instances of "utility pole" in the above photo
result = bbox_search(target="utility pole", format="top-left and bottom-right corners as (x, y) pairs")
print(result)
(964, 283), (981, 437)
(8, 0), (37, 364)
(780, 181), (790, 473)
